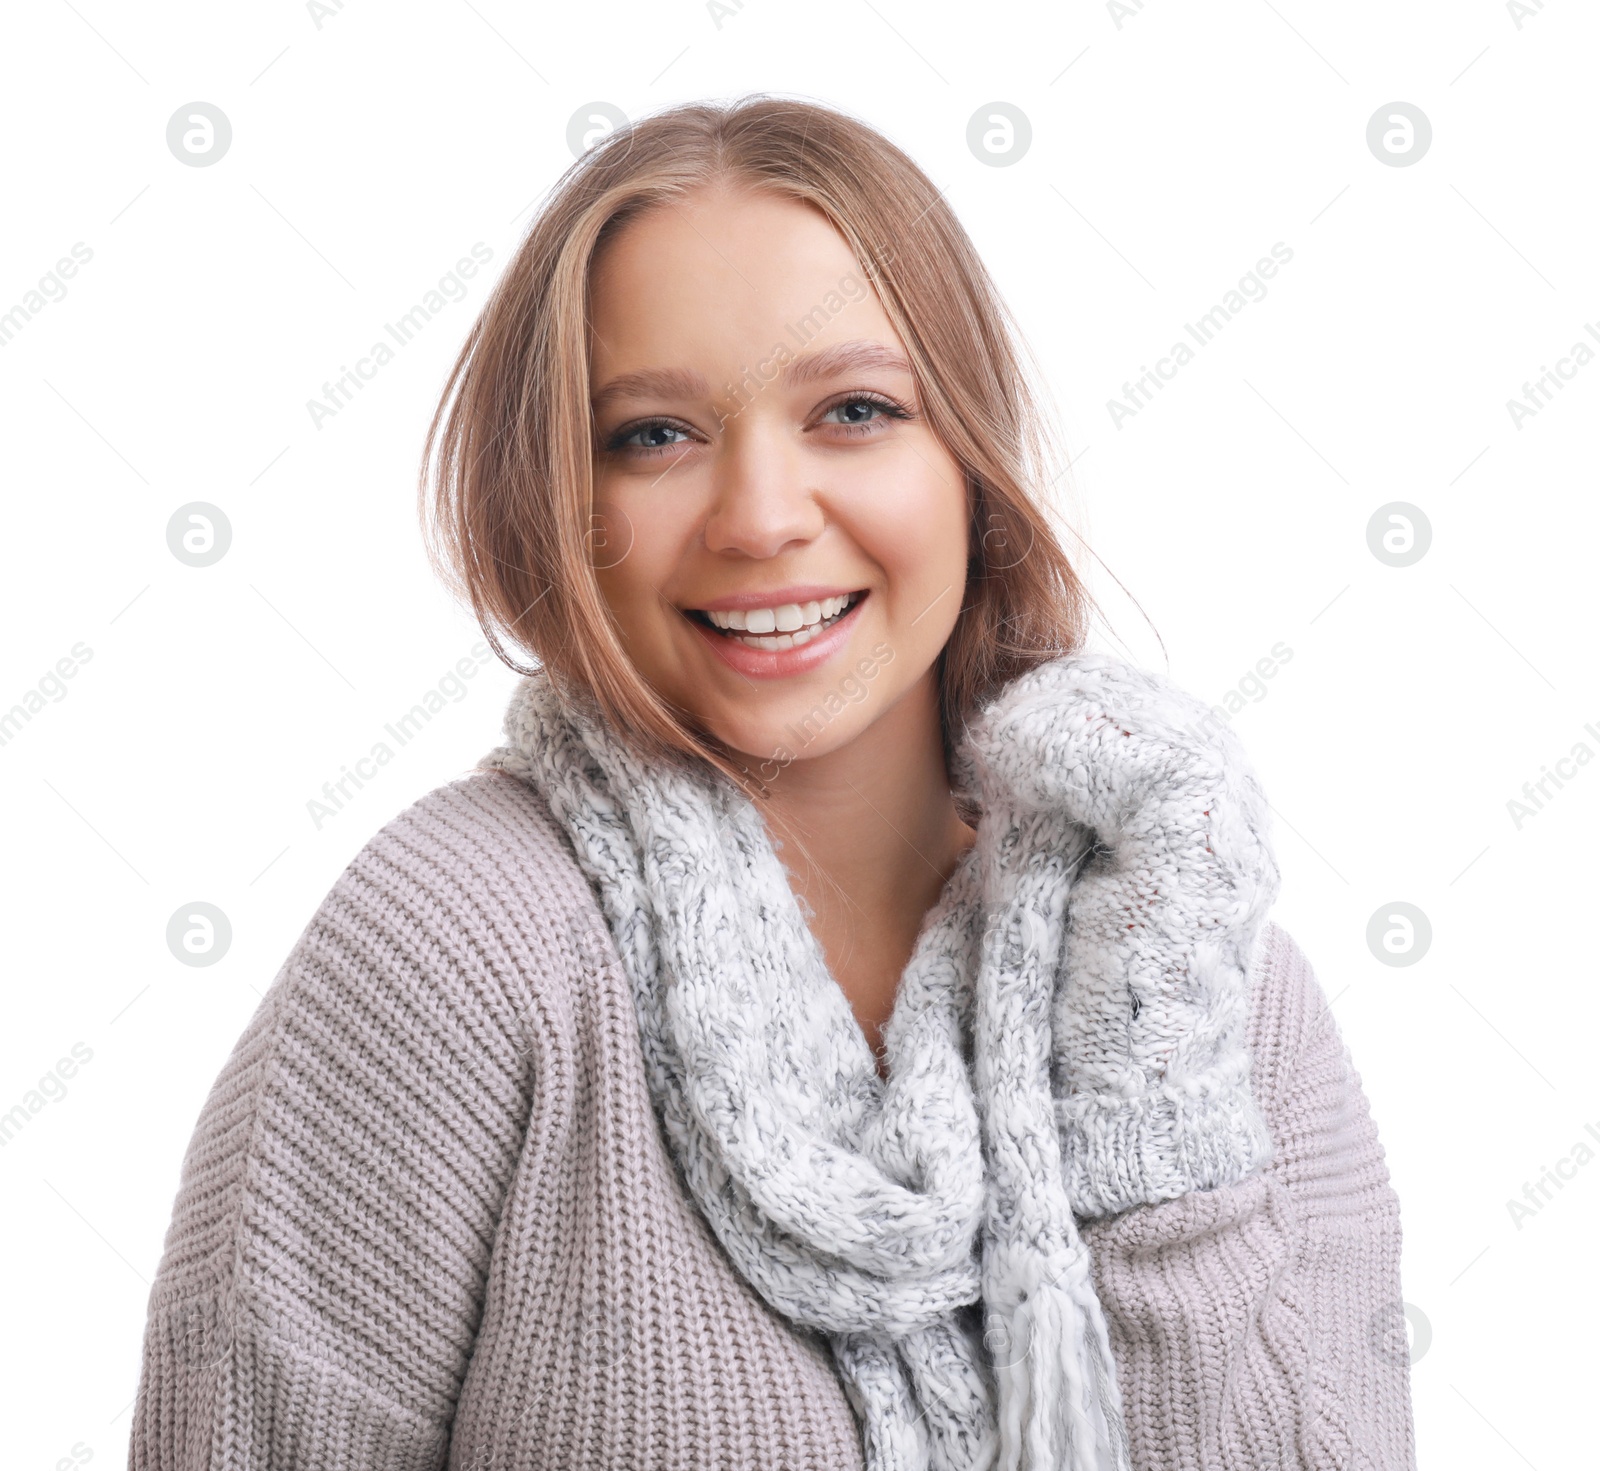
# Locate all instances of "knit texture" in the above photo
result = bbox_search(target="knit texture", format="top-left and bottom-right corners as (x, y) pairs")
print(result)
(476, 651), (1280, 1471)
(127, 769), (1417, 1471)
(1077, 921), (1416, 1470)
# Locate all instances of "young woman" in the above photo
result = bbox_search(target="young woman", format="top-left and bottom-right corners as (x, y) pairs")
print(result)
(127, 97), (1416, 1471)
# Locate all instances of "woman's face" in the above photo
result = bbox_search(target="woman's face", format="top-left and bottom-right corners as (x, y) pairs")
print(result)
(586, 183), (971, 776)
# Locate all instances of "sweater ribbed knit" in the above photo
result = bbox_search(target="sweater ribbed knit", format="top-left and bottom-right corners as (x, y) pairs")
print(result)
(126, 768), (1417, 1470)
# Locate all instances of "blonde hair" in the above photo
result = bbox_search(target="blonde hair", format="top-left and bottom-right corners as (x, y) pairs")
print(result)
(419, 94), (1092, 795)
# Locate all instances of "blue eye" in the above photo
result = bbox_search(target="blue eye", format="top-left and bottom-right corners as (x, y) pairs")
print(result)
(823, 398), (886, 425)
(613, 420), (691, 451)
(817, 393), (913, 430)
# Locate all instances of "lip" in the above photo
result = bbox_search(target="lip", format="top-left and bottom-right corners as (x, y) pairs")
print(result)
(685, 589), (870, 681)
(682, 583), (867, 613)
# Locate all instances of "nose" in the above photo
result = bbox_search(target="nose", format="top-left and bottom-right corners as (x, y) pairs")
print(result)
(700, 410), (824, 560)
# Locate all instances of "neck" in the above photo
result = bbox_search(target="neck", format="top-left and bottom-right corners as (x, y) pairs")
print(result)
(741, 666), (977, 1065)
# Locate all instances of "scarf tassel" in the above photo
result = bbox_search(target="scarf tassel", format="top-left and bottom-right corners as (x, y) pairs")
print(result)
(990, 1252), (1132, 1471)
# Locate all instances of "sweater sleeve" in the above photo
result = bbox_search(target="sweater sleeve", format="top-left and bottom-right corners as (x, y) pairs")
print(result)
(126, 781), (562, 1470)
(1076, 923), (1417, 1471)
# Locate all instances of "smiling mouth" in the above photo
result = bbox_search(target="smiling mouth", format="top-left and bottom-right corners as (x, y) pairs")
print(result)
(686, 590), (868, 650)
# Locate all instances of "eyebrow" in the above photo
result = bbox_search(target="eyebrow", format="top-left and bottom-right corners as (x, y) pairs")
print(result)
(590, 339), (914, 410)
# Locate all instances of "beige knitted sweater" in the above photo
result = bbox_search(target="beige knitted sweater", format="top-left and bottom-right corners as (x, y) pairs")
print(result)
(127, 769), (1417, 1470)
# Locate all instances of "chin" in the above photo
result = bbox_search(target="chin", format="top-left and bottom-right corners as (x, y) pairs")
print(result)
(713, 704), (861, 775)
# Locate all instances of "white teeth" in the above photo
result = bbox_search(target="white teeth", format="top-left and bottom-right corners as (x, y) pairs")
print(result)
(704, 592), (856, 634)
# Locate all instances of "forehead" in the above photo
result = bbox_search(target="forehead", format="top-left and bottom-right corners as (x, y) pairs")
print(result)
(586, 184), (901, 375)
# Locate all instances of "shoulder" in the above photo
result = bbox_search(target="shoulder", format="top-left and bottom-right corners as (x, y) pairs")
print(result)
(157, 771), (604, 1262)
(310, 768), (601, 981)
(344, 766), (598, 922)
(1242, 921), (1341, 1109)
(262, 762), (605, 1052)
(1245, 921), (1400, 1209)
(248, 769), (604, 1085)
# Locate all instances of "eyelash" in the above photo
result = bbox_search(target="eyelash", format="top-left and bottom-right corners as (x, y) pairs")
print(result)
(603, 391), (915, 456)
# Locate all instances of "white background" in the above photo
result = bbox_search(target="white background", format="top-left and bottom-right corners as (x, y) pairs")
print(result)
(3, 1), (1595, 1465)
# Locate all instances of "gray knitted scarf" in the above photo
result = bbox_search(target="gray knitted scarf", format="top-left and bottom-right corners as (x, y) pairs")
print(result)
(479, 649), (1278, 1471)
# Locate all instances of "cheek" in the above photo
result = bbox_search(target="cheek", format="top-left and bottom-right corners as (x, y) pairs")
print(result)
(590, 487), (674, 622)
(588, 497), (642, 582)
(849, 451), (969, 584)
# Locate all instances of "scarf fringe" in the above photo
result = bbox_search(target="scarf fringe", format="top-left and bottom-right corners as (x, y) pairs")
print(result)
(990, 1249), (1132, 1471)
